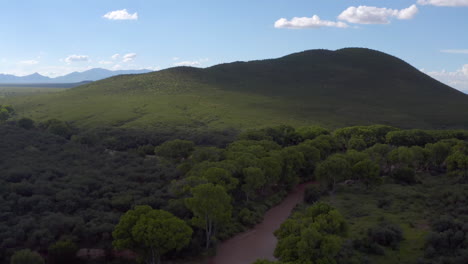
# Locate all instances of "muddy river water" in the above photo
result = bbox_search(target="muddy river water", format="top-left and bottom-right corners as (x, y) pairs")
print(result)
(207, 182), (312, 264)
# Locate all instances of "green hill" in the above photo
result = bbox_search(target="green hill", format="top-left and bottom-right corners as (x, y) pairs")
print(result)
(4, 48), (468, 129)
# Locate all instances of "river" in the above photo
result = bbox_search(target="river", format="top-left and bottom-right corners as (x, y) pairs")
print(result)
(207, 182), (311, 264)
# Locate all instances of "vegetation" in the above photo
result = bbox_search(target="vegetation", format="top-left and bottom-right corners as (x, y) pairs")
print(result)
(2, 117), (468, 264)
(112, 206), (192, 264)
(4, 48), (468, 130)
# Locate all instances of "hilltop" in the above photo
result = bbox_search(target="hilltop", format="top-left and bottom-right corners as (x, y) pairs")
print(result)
(3, 48), (468, 129)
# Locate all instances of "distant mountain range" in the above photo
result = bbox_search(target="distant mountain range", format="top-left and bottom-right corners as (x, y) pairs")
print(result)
(0, 68), (152, 84)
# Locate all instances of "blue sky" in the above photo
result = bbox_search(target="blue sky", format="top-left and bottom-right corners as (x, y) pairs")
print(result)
(1, 0), (468, 90)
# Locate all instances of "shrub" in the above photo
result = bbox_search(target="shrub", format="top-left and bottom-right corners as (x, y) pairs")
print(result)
(368, 221), (403, 249)
(391, 167), (417, 185)
(304, 184), (325, 204)
(17, 118), (35, 130)
(10, 249), (44, 264)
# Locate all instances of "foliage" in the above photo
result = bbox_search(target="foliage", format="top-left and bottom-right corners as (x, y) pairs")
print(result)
(0, 104), (14, 122)
(113, 205), (192, 264)
(304, 184), (325, 204)
(48, 240), (78, 264)
(367, 221), (403, 249)
(17, 117), (35, 130)
(315, 155), (351, 192)
(155, 139), (195, 161)
(185, 183), (232, 249)
(10, 249), (44, 264)
(352, 159), (381, 189)
(274, 202), (347, 264)
(390, 167), (417, 185)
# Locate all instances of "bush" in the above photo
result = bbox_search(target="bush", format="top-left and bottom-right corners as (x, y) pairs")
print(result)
(391, 167), (417, 185)
(48, 240), (78, 264)
(10, 249), (44, 264)
(304, 184), (325, 204)
(17, 118), (35, 130)
(368, 221), (403, 249)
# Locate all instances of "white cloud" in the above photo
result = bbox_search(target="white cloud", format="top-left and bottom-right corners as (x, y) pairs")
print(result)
(173, 58), (209, 67)
(338, 5), (418, 24)
(274, 15), (349, 29)
(103, 9), (138, 20)
(441, 49), (468, 54)
(172, 57), (180, 61)
(112, 64), (123, 70)
(417, 0), (468, 6)
(174, 61), (201, 67)
(99, 61), (113, 65)
(111, 54), (120, 60)
(421, 64), (468, 91)
(18, 60), (39, 65)
(64, 55), (89, 63)
(122, 53), (137, 62)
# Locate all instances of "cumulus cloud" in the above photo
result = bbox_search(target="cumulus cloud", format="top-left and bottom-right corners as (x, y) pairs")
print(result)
(421, 64), (468, 92)
(18, 60), (39, 65)
(173, 58), (209, 67)
(274, 15), (349, 29)
(65, 55), (89, 63)
(338, 5), (418, 24)
(441, 49), (468, 54)
(111, 54), (120, 60)
(103, 9), (138, 20)
(417, 0), (468, 6)
(122, 53), (137, 62)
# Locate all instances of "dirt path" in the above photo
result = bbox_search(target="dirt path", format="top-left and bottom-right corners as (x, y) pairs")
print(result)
(207, 182), (312, 264)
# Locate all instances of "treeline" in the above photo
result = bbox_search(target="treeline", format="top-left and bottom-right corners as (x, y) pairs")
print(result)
(2, 119), (468, 263)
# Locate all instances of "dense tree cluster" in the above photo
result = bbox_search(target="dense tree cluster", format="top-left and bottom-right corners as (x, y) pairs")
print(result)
(2, 120), (468, 263)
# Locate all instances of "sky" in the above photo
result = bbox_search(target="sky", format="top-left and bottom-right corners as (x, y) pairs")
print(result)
(1, 0), (468, 91)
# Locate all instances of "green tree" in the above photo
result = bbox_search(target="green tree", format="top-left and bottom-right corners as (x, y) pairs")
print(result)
(48, 240), (78, 264)
(10, 249), (44, 264)
(425, 141), (451, 170)
(0, 104), (15, 122)
(17, 117), (35, 130)
(296, 126), (329, 140)
(43, 119), (73, 139)
(155, 139), (195, 161)
(203, 167), (239, 191)
(274, 202), (347, 264)
(242, 167), (266, 201)
(112, 205), (193, 264)
(315, 155), (351, 193)
(185, 183), (232, 249)
(352, 159), (381, 189)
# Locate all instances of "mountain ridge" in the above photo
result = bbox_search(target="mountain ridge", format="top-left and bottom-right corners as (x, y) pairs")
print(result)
(0, 68), (152, 84)
(4, 47), (468, 129)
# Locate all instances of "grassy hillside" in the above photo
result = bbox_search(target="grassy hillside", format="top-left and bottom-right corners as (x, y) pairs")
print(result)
(3, 48), (468, 129)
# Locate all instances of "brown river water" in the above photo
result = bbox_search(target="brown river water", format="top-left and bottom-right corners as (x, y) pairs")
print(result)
(207, 182), (312, 264)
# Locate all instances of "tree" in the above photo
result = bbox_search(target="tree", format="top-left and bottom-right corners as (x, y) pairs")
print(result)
(425, 141), (451, 171)
(352, 159), (381, 189)
(17, 117), (35, 130)
(112, 205), (193, 264)
(315, 155), (350, 192)
(10, 249), (44, 264)
(296, 126), (329, 140)
(48, 240), (78, 264)
(203, 167), (239, 191)
(185, 183), (232, 249)
(0, 105), (14, 122)
(43, 119), (73, 139)
(155, 139), (195, 161)
(274, 203), (347, 264)
(242, 167), (266, 201)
